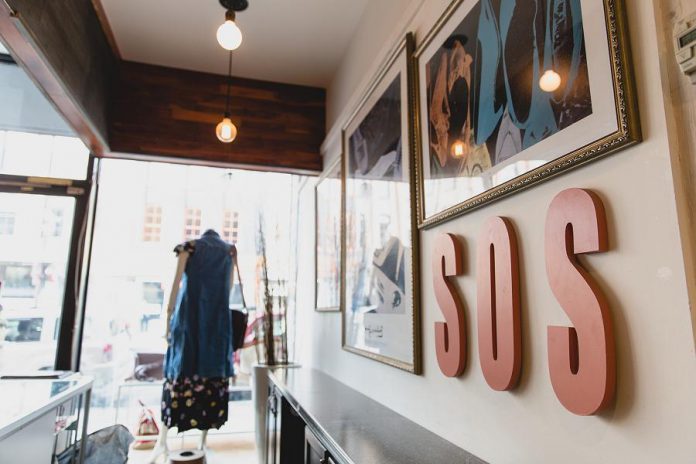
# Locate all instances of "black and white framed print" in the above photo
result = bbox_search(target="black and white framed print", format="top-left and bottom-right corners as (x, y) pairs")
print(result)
(342, 33), (422, 374)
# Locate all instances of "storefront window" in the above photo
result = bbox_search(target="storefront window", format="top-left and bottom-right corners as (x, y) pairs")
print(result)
(81, 159), (304, 432)
(0, 44), (88, 374)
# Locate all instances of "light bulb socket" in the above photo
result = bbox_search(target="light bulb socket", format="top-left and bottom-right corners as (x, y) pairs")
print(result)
(223, 111), (231, 118)
(225, 9), (236, 22)
(220, 0), (248, 12)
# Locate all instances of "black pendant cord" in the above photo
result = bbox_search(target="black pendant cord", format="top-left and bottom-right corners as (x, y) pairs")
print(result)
(225, 51), (233, 116)
(225, 50), (234, 154)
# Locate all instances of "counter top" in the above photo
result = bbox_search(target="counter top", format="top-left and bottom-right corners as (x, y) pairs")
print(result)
(0, 374), (93, 440)
(269, 368), (486, 464)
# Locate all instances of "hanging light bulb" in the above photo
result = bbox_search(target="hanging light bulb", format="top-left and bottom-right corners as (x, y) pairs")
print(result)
(217, 10), (243, 50)
(539, 69), (562, 93)
(216, 51), (238, 143)
(216, 114), (237, 143)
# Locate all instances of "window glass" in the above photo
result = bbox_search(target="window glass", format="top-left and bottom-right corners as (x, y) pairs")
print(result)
(0, 131), (89, 179)
(82, 159), (305, 433)
(0, 193), (75, 372)
(0, 54), (89, 179)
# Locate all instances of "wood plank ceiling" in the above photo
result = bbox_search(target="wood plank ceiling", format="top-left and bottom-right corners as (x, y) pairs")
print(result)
(0, 0), (325, 174)
(110, 62), (325, 172)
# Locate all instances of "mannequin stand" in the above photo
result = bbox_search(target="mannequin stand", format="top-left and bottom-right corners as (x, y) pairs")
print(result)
(148, 426), (208, 463)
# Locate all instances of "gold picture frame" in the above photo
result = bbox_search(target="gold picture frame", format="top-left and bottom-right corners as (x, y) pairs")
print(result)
(413, 0), (640, 228)
(315, 158), (342, 312)
(341, 32), (422, 374)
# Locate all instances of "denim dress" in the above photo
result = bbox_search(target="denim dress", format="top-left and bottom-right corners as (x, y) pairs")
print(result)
(162, 230), (235, 431)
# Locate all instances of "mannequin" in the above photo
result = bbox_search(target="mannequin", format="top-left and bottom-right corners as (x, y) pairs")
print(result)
(149, 231), (238, 463)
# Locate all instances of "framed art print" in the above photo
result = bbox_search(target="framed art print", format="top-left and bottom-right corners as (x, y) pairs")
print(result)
(414, 0), (640, 227)
(315, 158), (342, 312)
(342, 33), (421, 373)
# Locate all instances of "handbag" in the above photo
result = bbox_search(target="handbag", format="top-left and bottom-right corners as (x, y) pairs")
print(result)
(230, 245), (248, 352)
(131, 400), (159, 450)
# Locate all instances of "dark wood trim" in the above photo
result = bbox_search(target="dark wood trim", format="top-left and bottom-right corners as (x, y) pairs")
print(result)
(0, 0), (113, 155)
(101, 150), (322, 177)
(90, 0), (121, 58)
(72, 157), (99, 371)
(55, 160), (94, 371)
(0, 170), (93, 372)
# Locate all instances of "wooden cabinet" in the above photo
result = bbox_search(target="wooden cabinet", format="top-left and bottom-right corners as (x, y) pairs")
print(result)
(304, 426), (331, 464)
(265, 384), (306, 464)
(264, 389), (335, 464)
(266, 368), (485, 464)
(265, 385), (281, 464)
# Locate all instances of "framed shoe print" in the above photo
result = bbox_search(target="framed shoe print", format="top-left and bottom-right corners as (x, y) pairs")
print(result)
(414, 0), (640, 228)
(341, 33), (422, 374)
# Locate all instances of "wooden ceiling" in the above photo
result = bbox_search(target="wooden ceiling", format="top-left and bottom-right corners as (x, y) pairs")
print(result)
(0, 0), (325, 174)
(110, 62), (324, 173)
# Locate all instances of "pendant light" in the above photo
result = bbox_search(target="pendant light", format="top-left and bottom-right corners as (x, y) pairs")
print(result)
(217, 0), (248, 51)
(216, 51), (238, 143)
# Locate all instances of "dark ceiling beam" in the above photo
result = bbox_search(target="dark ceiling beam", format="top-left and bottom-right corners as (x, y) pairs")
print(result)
(0, 0), (115, 155)
(109, 61), (325, 174)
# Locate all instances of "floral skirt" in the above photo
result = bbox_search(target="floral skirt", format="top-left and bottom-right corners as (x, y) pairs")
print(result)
(161, 376), (229, 432)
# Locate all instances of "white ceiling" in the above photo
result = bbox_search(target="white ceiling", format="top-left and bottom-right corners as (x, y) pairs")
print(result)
(98, 0), (369, 88)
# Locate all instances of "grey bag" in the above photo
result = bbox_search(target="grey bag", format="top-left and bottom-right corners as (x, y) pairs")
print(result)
(82, 424), (134, 464)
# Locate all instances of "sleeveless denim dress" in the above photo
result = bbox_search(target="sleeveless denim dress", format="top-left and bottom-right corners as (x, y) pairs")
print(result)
(162, 230), (235, 431)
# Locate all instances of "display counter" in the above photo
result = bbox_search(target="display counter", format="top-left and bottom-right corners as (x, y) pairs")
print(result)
(266, 367), (485, 464)
(0, 374), (93, 464)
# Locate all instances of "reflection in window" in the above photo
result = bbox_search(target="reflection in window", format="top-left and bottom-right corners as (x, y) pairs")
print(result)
(4, 318), (43, 342)
(0, 212), (15, 235)
(184, 208), (201, 240)
(143, 205), (162, 242)
(42, 208), (64, 238)
(0, 263), (35, 294)
(222, 210), (239, 243)
(142, 282), (164, 306)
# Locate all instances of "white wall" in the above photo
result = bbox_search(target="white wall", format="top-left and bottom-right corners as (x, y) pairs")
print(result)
(296, 1), (696, 462)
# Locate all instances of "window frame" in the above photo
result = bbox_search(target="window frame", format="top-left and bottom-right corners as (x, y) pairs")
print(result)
(0, 162), (94, 370)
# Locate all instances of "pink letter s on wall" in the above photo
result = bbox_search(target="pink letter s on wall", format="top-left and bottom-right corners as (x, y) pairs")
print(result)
(433, 233), (466, 377)
(476, 217), (522, 391)
(545, 188), (616, 415)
